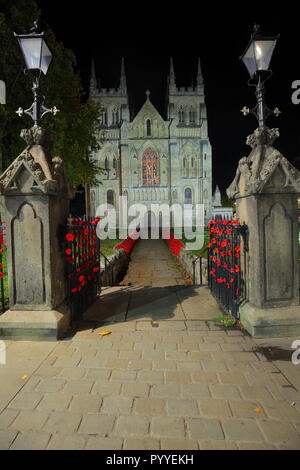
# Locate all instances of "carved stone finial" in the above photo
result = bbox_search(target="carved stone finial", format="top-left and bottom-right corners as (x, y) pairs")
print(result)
(20, 127), (53, 150)
(227, 127), (300, 200)
(246, 127), (280, 149)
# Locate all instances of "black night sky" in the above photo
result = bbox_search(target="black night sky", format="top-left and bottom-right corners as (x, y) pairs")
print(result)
(36, 1), (300, 196)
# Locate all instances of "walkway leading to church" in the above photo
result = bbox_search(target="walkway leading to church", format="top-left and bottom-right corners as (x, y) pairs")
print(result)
(119, 239), (187, 288)
(1, 296), (300, 449)
(0, 240), (300, 449)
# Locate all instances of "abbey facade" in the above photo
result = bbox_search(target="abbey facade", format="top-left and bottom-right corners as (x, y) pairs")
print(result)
(89, 58), (212, 228)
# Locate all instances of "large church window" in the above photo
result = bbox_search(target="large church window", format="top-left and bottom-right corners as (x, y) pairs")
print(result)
(142, 148), (159, 186)
(184, 188), (192, 204)
(146, 119), (151, 136)
(104, 156), (109, 170)
(107, 190), (115, 206)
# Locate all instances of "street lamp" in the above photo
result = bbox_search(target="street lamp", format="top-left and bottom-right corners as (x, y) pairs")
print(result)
(14, 20), (59, 128)
(240, 24), (281, 128)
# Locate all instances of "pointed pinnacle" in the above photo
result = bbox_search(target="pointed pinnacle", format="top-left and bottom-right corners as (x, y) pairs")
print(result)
(197, 57), (203, 85)
(120, 57), (127, 92)
(169, 57), (176, 86)
(91, 59), (96, 80)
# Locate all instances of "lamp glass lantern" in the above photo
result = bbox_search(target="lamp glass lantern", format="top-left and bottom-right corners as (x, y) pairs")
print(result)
(241, 36), (278, 78)
(14, 33), (52, 75)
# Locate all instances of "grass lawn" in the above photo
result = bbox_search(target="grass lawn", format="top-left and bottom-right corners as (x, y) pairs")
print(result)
(176, 228), (210, 258)
(99, 239), (121, 258)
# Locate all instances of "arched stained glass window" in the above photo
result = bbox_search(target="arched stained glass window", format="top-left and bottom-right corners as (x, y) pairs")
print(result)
(184, 188), (192, 204)
(142, 148), (159, 186)
(107, 190), (115, 206)
(179, 108), (185, 124)
(101, 109), (107, 126)
(112, 109), (119, 125)
(189, 109), (196, 124)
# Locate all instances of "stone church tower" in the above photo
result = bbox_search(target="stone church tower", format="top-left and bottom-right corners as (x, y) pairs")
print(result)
(89, 57), (212, 228)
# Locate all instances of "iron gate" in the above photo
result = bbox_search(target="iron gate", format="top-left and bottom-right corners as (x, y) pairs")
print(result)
(208, 220), (248, 318)
(63, 216), (101, 323)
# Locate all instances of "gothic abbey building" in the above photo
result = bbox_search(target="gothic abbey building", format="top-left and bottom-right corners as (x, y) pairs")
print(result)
(89, 57), (212, 227)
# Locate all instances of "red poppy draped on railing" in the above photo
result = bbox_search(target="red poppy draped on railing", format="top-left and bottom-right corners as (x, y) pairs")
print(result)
(63, 216), (101, 323)
(207, 219), (248, 318)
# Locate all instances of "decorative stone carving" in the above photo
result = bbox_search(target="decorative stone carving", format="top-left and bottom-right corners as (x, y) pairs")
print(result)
(246, 127), (280, 148)
(227, 128), (300, 199)
(20, 127), (53, 149)
(0, 128), (75, 198)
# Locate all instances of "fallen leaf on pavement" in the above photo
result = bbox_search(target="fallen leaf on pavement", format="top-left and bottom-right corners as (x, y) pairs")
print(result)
(98, 331), (112, 336)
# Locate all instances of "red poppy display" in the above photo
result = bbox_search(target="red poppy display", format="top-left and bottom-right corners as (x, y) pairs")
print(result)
(66, 233), (75, 242)
(165, 234), (185, 256)
(114, 231), (139, 254)
(208, 219), (241, 294)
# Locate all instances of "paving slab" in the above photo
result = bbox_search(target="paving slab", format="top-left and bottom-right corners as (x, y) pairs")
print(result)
(83, 289), (131, 323)
(1, 241), (300, 449)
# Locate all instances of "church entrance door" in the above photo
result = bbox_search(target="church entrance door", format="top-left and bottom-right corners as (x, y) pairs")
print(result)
(141, 211), (163, 239)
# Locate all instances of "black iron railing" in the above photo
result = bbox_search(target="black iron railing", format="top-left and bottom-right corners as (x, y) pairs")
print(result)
(0, 218), (8, 314)
(207, 220), (248, 318)
(63, 216), (101, 323)
(192, 249), (209, 286)
(100, 251), (115, 286)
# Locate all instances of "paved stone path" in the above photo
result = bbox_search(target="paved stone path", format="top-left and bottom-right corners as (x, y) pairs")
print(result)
(119, 239), (187, 287)
(1, 241), (300, 450)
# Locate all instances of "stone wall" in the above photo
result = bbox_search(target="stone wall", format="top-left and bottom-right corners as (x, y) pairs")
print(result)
(100, 249), (129, 286)
(178, 249), (208, 285)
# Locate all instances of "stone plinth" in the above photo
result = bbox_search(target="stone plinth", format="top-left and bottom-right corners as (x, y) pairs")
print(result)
(0, 127), (74, 340)
(227, 127), (300, 337)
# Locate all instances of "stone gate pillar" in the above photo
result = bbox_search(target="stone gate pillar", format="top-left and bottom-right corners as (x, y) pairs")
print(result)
(227, 127), (300, 337)
(0, 128), (74, 340)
